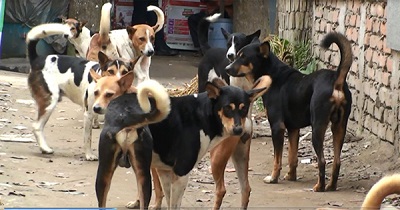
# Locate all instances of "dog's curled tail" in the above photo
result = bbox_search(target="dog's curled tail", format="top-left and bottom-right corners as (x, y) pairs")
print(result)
(361, 174), (400, 209)
(137, 79), (171, 123)
(147, 5), (165, 33)
(26, 23), (73, 65)
(99, 3), (112, 45)
(321, 32), (353, 92)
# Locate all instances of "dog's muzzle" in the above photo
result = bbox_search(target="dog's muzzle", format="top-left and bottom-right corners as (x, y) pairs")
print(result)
(93, 105), (105, 114)
(232, 126), (243, 135)
(227, 53), (235, 62)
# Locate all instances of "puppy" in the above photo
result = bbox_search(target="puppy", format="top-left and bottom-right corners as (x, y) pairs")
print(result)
(92, 71), (271, 209)
(96, 79), (171, 209)
(26, 23), (133, 161)
(197, 13), (261, 92)
(226, 32), (353, 192)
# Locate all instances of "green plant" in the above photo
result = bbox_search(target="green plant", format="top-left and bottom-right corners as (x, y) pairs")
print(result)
(293, 40), (317, 75)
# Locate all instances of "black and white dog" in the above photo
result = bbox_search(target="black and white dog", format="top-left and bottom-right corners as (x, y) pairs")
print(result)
(26, 23), (133, 160)
(197, 13), (261, 92)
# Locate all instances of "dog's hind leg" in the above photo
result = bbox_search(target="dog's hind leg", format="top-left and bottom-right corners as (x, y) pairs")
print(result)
(264, 122), (286, 184)
(169, 174), (189, 209)
(149, 168), (164, 210)
(311, 122), (329, 192)
(83, 110), (98, 160)
(231, 137), (252, 209)
(95, 139), (119, 207)
(30, 79), (60, 154)
(284, 129), (300, 181)
(326, 115), (348, 191)
(156, 169), (172, 208)
(210, 137), (239, 209)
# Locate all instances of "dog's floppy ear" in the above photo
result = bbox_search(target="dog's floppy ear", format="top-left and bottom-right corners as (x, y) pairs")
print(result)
(205, 77), (227, 99)
(89, 68), (101, 83)
(98, 51), (109, 66)
(247, 75), (272, 102)
(259, 40), (271, 58)
(221, 28), (231, 40)
(126, 26), (137, 39)
(118, 71), (134, 92)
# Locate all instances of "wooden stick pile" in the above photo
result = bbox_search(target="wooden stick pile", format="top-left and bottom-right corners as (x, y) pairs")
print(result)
(167, 75), (199, 97)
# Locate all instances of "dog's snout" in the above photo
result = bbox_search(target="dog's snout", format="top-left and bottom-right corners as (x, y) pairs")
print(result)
(147, 50), (154, 56)
(93, 105), (103, 114)
(233, 126), (243, 135)
(64, 34), (69, 39)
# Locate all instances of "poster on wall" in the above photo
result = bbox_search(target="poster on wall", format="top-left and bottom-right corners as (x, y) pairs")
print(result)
(163, 0), (205, 50)
(0, 0), (6, 58)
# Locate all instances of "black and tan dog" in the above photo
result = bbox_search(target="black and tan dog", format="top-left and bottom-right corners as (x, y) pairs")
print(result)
(226, 32), (353, 192)
(94, 73), (270, 209)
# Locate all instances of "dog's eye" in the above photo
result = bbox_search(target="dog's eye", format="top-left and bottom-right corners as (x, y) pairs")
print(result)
(139, 37), (145, 42)
(150, 36), (155, 42)
(223, 106), (233, 117)
(70, 27), (75, 31)
(105, 93), (114, 98)
(94, 90), (99, 96)
(107, 70), (114, 75)
(122, 70), (128, 75)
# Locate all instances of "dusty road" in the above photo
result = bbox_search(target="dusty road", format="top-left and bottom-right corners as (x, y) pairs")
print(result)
(0, 55), (398, 209)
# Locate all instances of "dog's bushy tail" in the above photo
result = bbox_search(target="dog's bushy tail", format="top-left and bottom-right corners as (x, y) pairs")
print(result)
(321, 32), (353, 92)
(198, 13), (221, 54)
(99, 3), (112, 46)
(147, 5), (165, 33)
(137, 79), (171, 124)
(361, 174), (400, 209)
(26, 23), (73, 65)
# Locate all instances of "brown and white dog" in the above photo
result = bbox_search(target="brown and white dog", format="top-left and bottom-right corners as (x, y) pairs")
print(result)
(63, 4), (165, 84)
(26, 23), (134, 161)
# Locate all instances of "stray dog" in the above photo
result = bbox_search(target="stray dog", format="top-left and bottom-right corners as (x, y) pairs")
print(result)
(226, 32), (353, 192)
(63, 4), (164, 84)
(93, 71), (270, 208)
(26, 23), (134, 161)
(196, 13), (261, 209)
(95, 79), (171, 209)
(197, 13), (260, 92)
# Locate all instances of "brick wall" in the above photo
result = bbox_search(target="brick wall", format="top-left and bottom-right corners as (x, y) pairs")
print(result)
(278, 0), (399, 147)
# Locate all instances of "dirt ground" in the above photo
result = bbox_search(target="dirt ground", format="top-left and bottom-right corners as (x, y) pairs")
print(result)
(0, 56), (399, 209)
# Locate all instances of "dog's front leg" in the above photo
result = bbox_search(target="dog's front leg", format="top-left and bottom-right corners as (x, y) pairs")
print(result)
(83, 110), (98, 160)
(210, 136), (240, 209)
(284, 129), (300, 181)
(156, 169), (173, 208)
(231, 136), (252, 209)
(263, 122), (285, 184)
(169, 174), (189, 209)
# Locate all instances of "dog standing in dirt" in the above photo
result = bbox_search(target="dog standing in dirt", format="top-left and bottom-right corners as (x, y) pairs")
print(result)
(26, 23), (134, 160)
(226, 32), (353, 192)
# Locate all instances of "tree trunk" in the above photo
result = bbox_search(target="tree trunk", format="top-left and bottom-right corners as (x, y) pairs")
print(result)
(68, 0), (109, 32)
(233, 0), (270, 39)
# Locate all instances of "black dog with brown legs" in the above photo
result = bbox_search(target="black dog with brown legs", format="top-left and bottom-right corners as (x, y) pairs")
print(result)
(226, 32), (353, 192)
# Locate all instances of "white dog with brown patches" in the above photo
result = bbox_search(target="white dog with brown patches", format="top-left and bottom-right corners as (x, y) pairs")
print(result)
(64, 3), (165, 83)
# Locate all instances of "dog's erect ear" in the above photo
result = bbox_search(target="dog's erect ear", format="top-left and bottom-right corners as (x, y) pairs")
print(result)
(89, 68), (101, 83)
(152, 24), (160, 34)
(118, 71), (134, 92)
(221, 28), (231, 40)
(247, 75), (272, 102)
(126, 26), (137, 39)
(259, 40), (270, 58)
(80, 20), (88, 28)
(98, 51), (109, 66)
(60, 15), (67, 23)
(247, 29), (261, 42)
(205, 77), (227, 99)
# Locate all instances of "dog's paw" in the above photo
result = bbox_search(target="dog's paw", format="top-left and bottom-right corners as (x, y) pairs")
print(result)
(263, 175), (278, 184)
(325, 183), (337, 191)
(40, 147), (54, 154)
(85, 153), (98, 161)
(283, 172), (297, 181)
(313, 183), (325, 192)
(149, 204), (161, 210)
(126, 200), (140, 209)
(92, 124), (100, 129)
